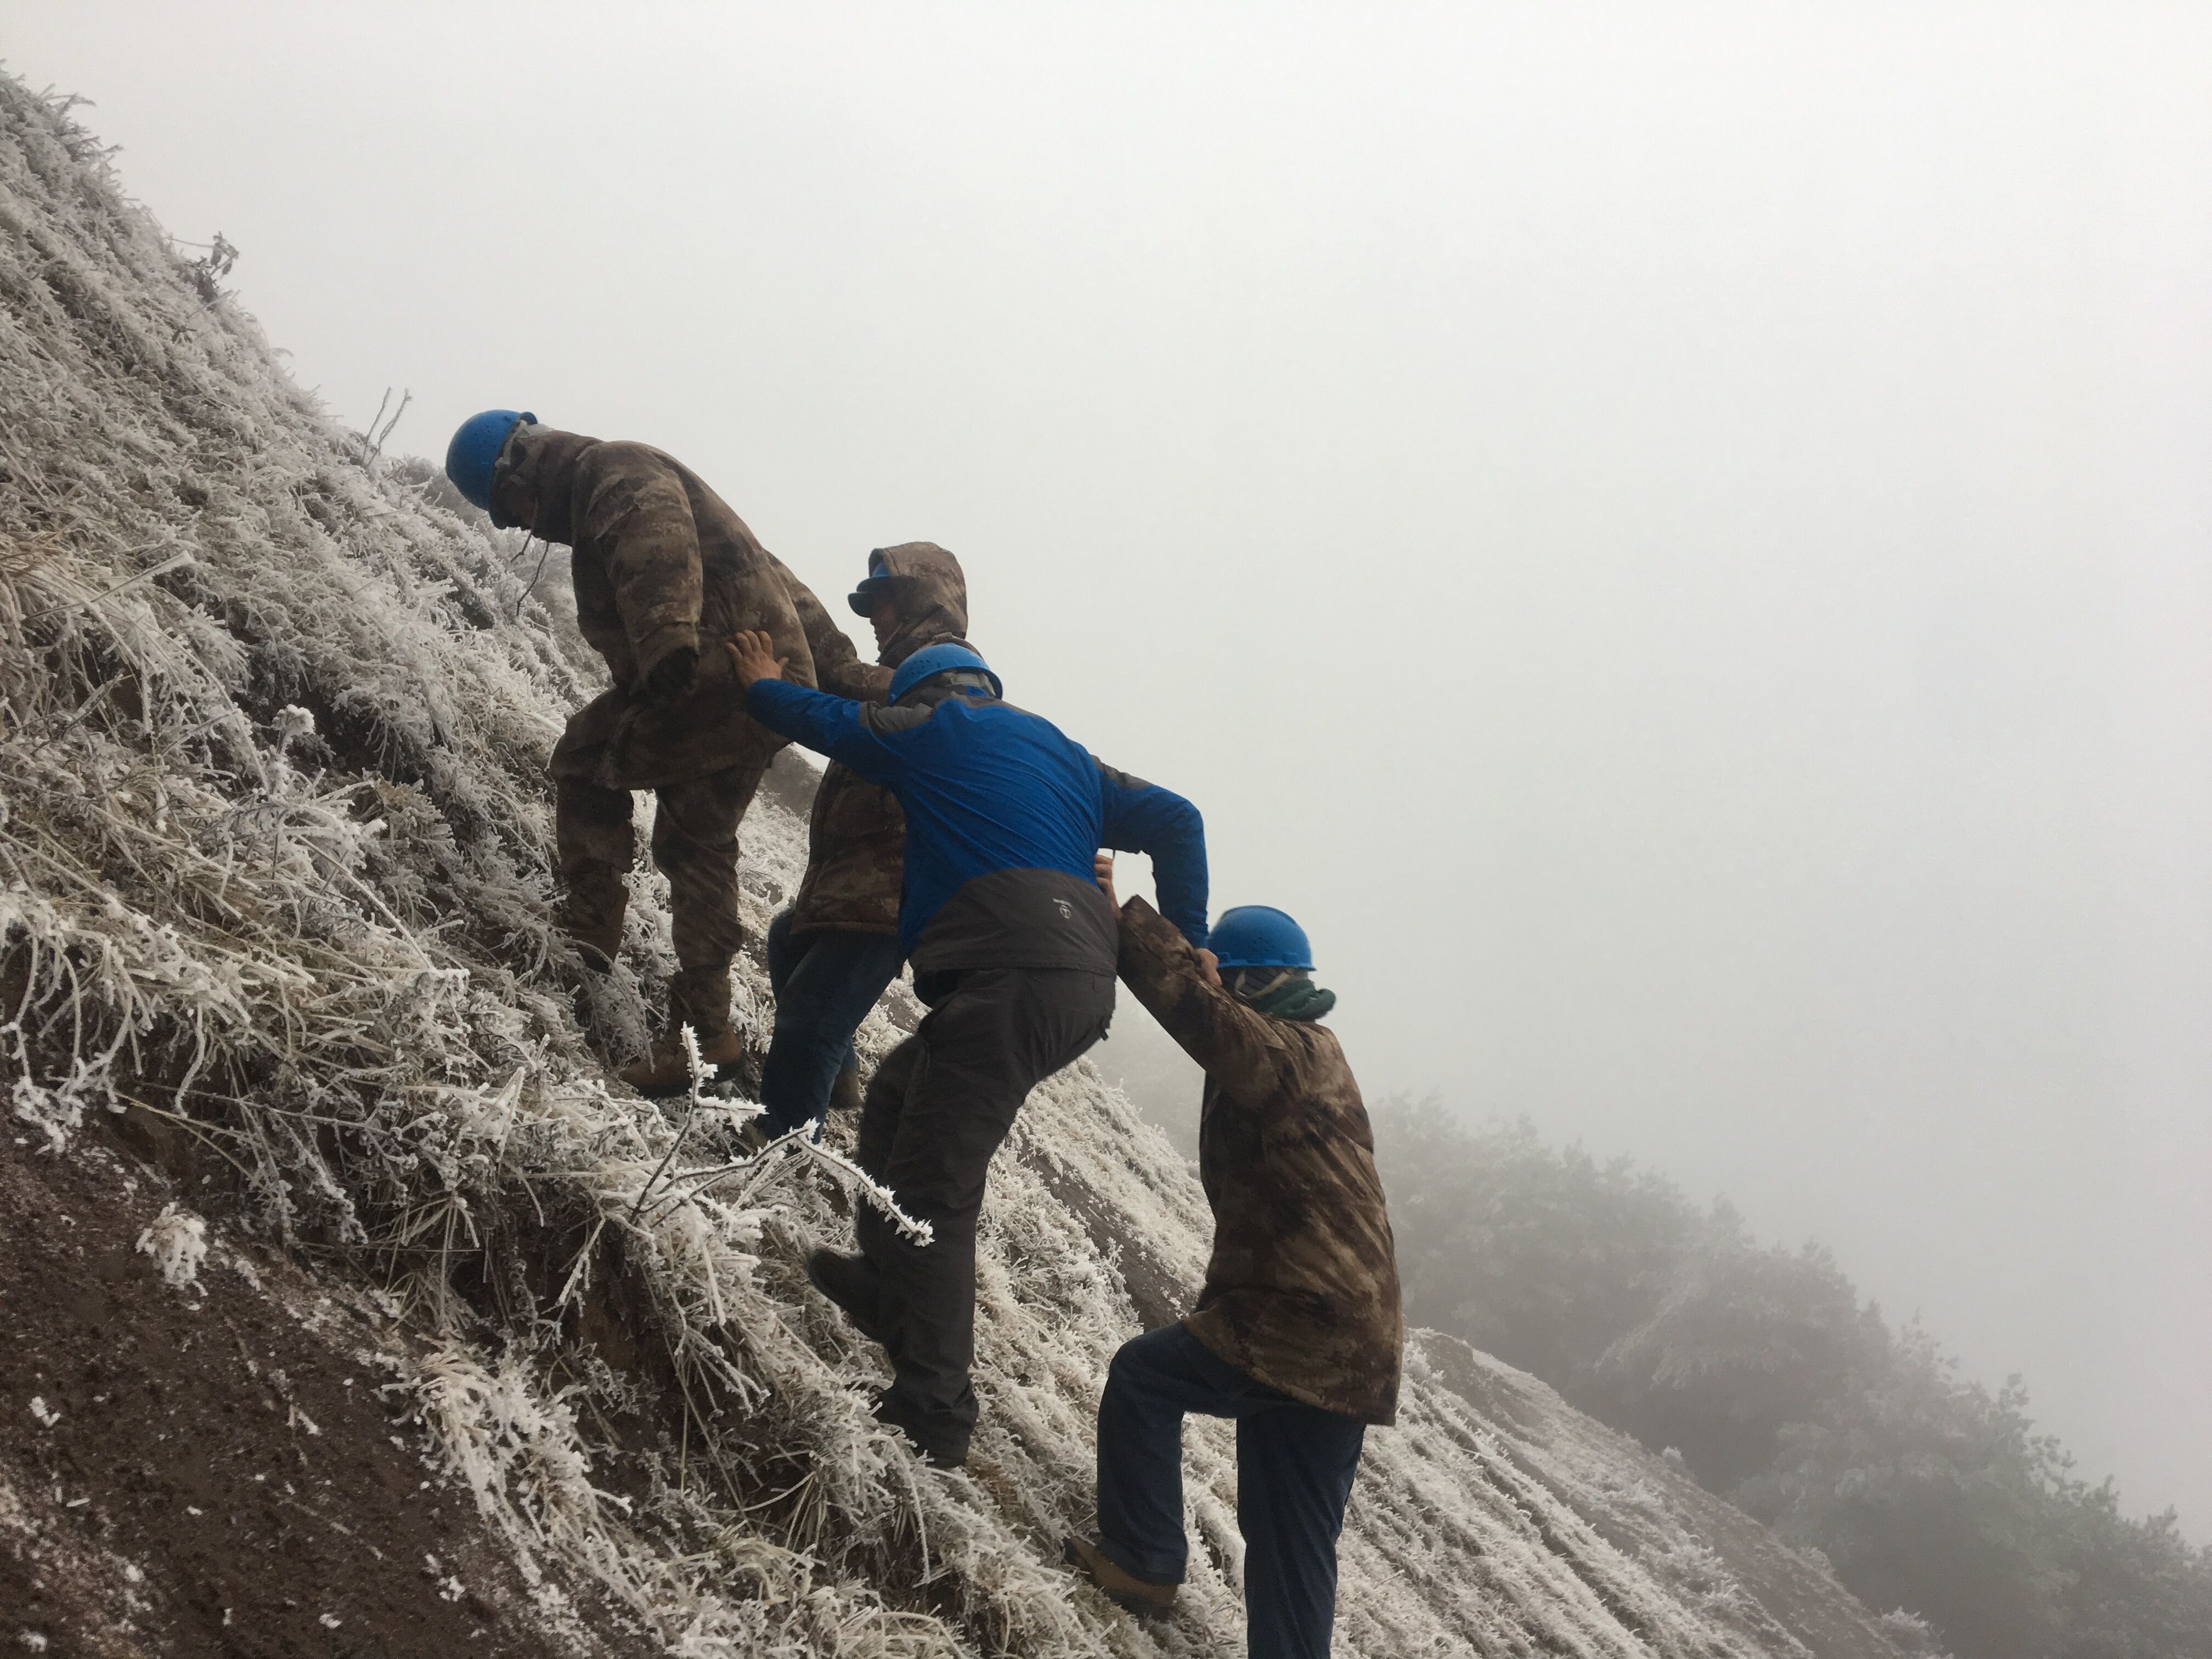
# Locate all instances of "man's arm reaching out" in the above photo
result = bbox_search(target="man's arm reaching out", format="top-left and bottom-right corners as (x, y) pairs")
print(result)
(726, 630), (910, 786)
(1095, 761), (1209, 949)
(1097, 856), (1277, 1087)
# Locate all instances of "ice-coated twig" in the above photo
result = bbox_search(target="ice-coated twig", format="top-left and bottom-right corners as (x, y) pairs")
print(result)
(627, 1024), (706, 1227)
(643, 1129), (934, 1248)
(510, 534), (555, 619)
(793, 1136), (934, 1247)
(17, 548), (194, 624)
(360, 386), (411, 472)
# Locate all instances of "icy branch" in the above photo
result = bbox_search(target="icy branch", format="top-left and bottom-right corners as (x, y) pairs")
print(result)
(645, 1128), (934, 1249)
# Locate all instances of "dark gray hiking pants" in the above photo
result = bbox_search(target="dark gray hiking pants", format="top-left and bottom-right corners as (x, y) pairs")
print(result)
(854, 966), (1115, 1442)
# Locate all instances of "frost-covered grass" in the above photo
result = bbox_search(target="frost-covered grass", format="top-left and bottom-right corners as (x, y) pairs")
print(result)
(134, 1198), (207, 1288)
(0, 75), (1920, 1658)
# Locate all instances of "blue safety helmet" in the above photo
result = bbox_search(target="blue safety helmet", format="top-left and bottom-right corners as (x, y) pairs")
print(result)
(848, 550), (897, 617)
(444, 409), (536, 520)
(1207, 905), (1314, 972)
(888, 642), (1001, 703)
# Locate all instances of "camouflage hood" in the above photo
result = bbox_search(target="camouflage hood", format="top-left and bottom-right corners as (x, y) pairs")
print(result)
(869, 543), (969, 668)
(787, 541), (972, 938)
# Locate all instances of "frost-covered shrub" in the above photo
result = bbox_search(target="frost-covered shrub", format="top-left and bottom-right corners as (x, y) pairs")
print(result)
(135, 1201), (208, 1289)
(1874, 1608), (1951, 1658)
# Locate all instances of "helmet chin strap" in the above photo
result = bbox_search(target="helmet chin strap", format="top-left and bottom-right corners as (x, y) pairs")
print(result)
(1226, 967), (1298, 1005)
(506, 532), (556, 619)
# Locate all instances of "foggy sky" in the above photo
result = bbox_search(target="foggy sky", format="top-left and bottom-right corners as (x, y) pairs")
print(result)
(10, 2), (2210, 1527)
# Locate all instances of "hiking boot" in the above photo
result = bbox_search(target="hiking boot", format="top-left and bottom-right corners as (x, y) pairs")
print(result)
(617, 1026), (743, 1098)
(874, 1389), (970, 1470)
(805, 1249), (889, 1344)
(827, 1062), (864, 1117)
(1063, 1537), (1178, 1615)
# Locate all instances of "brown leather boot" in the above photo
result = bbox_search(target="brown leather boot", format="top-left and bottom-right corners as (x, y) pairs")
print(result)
(617, 1024), (743, 1098)
(827, 1062), (864, 1117)
(620, 966), (743, 1096)
(1063, 1537), (1178, 1614)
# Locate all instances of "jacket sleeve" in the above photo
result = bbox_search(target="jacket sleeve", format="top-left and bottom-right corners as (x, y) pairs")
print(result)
(771, 553), (894, 702)
(745, 679), (916, 784)
(1096, 763), (1209, 948)
(572, 444), (702, 684)
(1117, 897), (1283, 1094)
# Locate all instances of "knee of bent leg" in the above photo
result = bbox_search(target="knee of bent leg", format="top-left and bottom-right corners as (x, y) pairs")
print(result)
(558, 796), (635, 867)
(1107, 1330), (1172, 1398)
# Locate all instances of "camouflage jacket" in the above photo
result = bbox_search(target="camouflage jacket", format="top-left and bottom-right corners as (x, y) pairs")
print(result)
(501, 427), (878, 789)
(788, 543), (971, 937)
(1116, 898), (1403, 1424)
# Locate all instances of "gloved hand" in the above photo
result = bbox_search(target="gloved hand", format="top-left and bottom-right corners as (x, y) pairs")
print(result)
(642, 646), (698, 703)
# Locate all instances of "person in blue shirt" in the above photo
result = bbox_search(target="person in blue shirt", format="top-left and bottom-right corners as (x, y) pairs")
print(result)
(726, 628), (1210, 1466)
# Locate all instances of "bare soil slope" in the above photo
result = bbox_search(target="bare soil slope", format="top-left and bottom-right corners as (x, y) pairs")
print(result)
(2, 1137), (651, 1657)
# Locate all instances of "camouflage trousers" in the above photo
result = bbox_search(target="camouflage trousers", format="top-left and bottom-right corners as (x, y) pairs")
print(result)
(555, 757), (770, 1037)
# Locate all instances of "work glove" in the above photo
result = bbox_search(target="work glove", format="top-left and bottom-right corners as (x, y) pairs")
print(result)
(641, 646), (698, 703)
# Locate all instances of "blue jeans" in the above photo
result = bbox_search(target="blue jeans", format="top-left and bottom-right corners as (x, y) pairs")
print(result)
(759, 910), (906, 1137)
(1097, 1323), (1367, 1659)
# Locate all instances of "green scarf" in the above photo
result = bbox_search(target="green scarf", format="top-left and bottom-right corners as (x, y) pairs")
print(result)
(1231, 970), (1338, 1023)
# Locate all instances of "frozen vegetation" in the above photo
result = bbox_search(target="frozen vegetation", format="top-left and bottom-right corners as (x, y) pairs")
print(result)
(1, 76), (1935, 1656)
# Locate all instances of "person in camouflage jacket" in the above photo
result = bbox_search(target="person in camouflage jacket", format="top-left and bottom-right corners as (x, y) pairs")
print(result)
(1065, 872), (1401, 1659)
(483, 419), (881, 1094)
(757, 544), (973, 1137)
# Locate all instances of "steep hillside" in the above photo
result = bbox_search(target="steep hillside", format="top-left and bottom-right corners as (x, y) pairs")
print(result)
(0, 77), (1934, 1658)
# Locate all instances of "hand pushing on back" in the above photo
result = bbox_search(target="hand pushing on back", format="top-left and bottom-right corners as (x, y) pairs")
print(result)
(725, 630), (789, 688)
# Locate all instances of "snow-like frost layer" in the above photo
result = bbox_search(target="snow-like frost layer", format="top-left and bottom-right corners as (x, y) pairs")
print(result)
(134, 1199), (207, 1288)
(0, 76), (1923, 1658)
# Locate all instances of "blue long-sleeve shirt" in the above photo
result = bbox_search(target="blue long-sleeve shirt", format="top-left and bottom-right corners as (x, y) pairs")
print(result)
(747, 676), (1208, 966)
